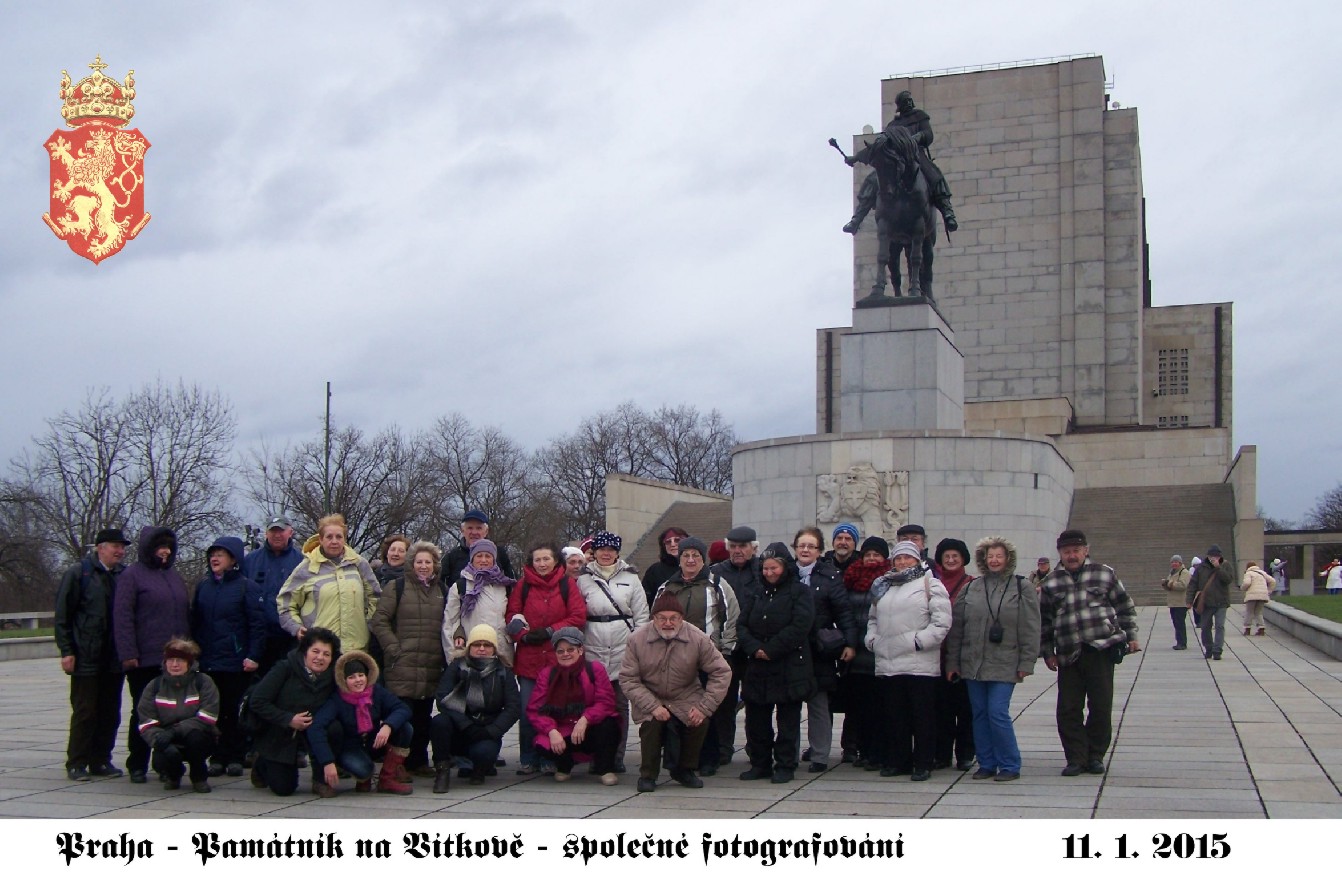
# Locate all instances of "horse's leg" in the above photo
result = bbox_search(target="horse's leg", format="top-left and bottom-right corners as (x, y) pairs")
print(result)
(871, 220), (890, 297)
(906, 235), (922, 297)
(889, 239), (902, 297)
(921, 228), (935, 301)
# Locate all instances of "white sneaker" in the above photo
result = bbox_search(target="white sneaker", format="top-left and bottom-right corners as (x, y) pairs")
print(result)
(553, 771), (571, 782)
(601, 773), (619, 786)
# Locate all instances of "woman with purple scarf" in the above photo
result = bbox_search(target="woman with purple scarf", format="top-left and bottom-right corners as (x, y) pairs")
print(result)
(443, 540), (517, 667)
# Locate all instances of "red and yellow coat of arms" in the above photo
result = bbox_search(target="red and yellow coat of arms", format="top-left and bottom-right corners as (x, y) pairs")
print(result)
(43, 56), (150, 263)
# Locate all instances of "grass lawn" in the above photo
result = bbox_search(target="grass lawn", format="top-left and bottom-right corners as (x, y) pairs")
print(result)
(0, 627), (53, 639)
(1277, 596), (1342, 624)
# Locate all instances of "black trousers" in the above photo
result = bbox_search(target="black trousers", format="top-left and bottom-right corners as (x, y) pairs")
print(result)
(209, 670), (250, 766)
(125, 665), (161, 775)
(395, 697), (435, 768)
(934, 675), (974, 766)
(878, 674), (936, 772)
(535, 716), (620, 774)
(1056, 645), (1116, 766)
(430, 712), (505, 772)
(67, 670), (124, 769)
(699, 655), (742, 767)
(254, 756), (300, 796)
(838, 672), (882, 761)
(743, 699), (802, 772)
(151, 726), (216, 783)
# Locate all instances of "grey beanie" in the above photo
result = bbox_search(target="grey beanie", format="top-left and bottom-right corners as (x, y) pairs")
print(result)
(551, 626), (585, 648)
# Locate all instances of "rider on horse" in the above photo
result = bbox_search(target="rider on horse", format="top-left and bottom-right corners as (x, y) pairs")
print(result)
(879, 90), (958, 233)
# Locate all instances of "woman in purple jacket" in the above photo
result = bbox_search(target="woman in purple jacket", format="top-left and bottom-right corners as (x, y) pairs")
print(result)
(114, 526), (190, 783)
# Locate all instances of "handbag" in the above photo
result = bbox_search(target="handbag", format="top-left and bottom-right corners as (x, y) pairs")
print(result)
(814, 627), (847, 659)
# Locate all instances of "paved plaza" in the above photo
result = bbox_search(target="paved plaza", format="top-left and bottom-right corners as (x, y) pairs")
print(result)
(2, 606), (1340, 820)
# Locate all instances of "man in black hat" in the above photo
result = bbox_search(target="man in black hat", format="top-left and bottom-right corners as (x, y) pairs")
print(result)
(443, 509), (515, 590)
(1186, 545), (1233, 660)
(54, 527), (132, 781)
(703, 525), (762, 774)
(1039, 529), (1139, 776)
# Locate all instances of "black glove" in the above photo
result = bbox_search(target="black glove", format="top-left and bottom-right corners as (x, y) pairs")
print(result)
(523, 627), (552, 645)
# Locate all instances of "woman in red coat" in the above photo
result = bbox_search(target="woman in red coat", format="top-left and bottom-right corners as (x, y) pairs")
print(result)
(506, 542), (587, 772)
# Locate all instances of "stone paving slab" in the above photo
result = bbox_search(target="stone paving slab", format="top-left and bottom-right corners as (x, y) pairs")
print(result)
(3, 607), (1341, 818)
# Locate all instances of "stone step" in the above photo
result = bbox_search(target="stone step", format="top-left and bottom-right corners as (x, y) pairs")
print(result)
(1068, 484), (1237, 607)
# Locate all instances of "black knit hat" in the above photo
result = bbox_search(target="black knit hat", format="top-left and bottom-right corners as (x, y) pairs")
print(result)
(935, 538), (970, 567)
(859, 536), (890, 559)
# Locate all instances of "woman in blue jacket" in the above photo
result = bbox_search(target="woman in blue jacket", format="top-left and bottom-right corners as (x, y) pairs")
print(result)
(307, 649), (414, 796)
(190, 536), (267, 778)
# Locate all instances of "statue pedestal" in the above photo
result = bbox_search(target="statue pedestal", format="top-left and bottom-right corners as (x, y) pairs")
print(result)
(839, 301), (964, 431)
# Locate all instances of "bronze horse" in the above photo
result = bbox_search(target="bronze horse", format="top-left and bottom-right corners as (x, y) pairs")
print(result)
(836, 129), (937, 301)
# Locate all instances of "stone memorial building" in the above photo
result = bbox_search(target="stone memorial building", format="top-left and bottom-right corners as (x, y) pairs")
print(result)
(622, 55), (1259, 604)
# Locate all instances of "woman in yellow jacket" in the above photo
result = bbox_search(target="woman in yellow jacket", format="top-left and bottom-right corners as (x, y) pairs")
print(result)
(277, 514), (381, 651)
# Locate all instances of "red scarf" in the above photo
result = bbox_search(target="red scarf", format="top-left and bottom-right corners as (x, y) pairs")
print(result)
(939, 566), (970, 602)
(540, 661), (587, 722)
(339, 688), (375, 734)
(844, 559), (890, 593)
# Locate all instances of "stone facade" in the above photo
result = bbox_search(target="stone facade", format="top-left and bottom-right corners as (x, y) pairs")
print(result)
(846, 56), (1145, 428)
(732, 432), (1074, 564)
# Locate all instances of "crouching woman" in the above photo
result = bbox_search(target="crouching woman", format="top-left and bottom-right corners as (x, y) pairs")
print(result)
(430, 624), (521, 792)
(135, 637), (220, 793)
(307, 649), (414, 796)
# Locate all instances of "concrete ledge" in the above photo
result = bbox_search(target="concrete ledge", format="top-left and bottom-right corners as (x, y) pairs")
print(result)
(1265, 604), (1342, 661)
(0, 637), (59, 662)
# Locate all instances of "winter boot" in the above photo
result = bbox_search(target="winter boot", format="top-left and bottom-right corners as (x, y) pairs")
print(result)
(1244, 626), (1251, 635)
(354, 778), (372, 793)
(377, 746), (413, 795)
(433, 761), (452, 794)
(1256, 627), (1266, 636)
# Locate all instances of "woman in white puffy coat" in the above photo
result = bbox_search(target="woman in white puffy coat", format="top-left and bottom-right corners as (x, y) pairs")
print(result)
(864, 540), (951, 781)
(578, 531), (649, 772)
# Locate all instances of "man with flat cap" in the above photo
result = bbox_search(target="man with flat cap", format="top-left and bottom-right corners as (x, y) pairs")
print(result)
(702, 524), (761, 773)
(1039, 529), (1139, 776)
(55, 527), (133, 781)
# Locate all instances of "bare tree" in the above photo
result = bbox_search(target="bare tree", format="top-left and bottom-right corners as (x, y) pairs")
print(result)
(0, 482), (60, 611)
(534, 402), (735, 540)
(1305, 484), (1342, 530)
(245, 424), (419, 555)
(646, 404), (735, 494)
(122, 380), (239, 550)
(8, 382), (237, 564)
(418, 414), (536, 553)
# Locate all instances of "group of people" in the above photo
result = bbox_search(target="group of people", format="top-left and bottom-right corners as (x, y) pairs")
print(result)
(55, 506), (1147, 797)
(1160, 548), (1284, 660)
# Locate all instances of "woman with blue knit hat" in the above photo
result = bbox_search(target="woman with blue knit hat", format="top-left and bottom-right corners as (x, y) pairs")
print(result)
(578, 530), (648, 772)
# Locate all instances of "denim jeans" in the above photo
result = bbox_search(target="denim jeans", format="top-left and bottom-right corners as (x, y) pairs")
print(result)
(965, 680), (1021, 774)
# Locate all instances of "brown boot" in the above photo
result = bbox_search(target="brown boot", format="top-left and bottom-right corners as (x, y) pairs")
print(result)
(1256, 627), (1266, 636)
(354, 778), (372, 793)
(433, 761), (452, 794)
(1244, 626), (1251, 636)
(312, 778), (336, 798)
(377, 747), (413, 795)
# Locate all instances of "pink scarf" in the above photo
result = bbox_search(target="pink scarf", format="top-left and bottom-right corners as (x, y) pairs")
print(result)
(339, 688), (375, 734)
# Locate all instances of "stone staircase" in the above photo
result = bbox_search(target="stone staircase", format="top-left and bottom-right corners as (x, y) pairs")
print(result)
(1068, 483), (1237, 606)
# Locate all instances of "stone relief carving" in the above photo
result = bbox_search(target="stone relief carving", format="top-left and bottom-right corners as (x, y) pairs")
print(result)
(816, 463), (909, 539)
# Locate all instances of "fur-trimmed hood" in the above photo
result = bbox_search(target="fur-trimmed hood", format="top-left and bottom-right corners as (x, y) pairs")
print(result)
(973, 535), (1018, 576)
(333, 648), (379, 693)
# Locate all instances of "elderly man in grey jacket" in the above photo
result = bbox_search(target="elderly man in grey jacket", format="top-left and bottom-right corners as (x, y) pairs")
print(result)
(621, 592), (731, 793)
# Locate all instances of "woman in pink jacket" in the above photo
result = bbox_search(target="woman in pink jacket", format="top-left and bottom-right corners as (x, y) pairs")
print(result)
(506, 542), (587, 772)
(526, 627), (620, 785)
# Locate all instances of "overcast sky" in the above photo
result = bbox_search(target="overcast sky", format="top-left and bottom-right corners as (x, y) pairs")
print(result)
(0, 0), (1335, 524)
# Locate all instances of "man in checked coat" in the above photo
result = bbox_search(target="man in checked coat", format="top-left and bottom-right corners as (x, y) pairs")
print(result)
(1039, 529), (1140, 777)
